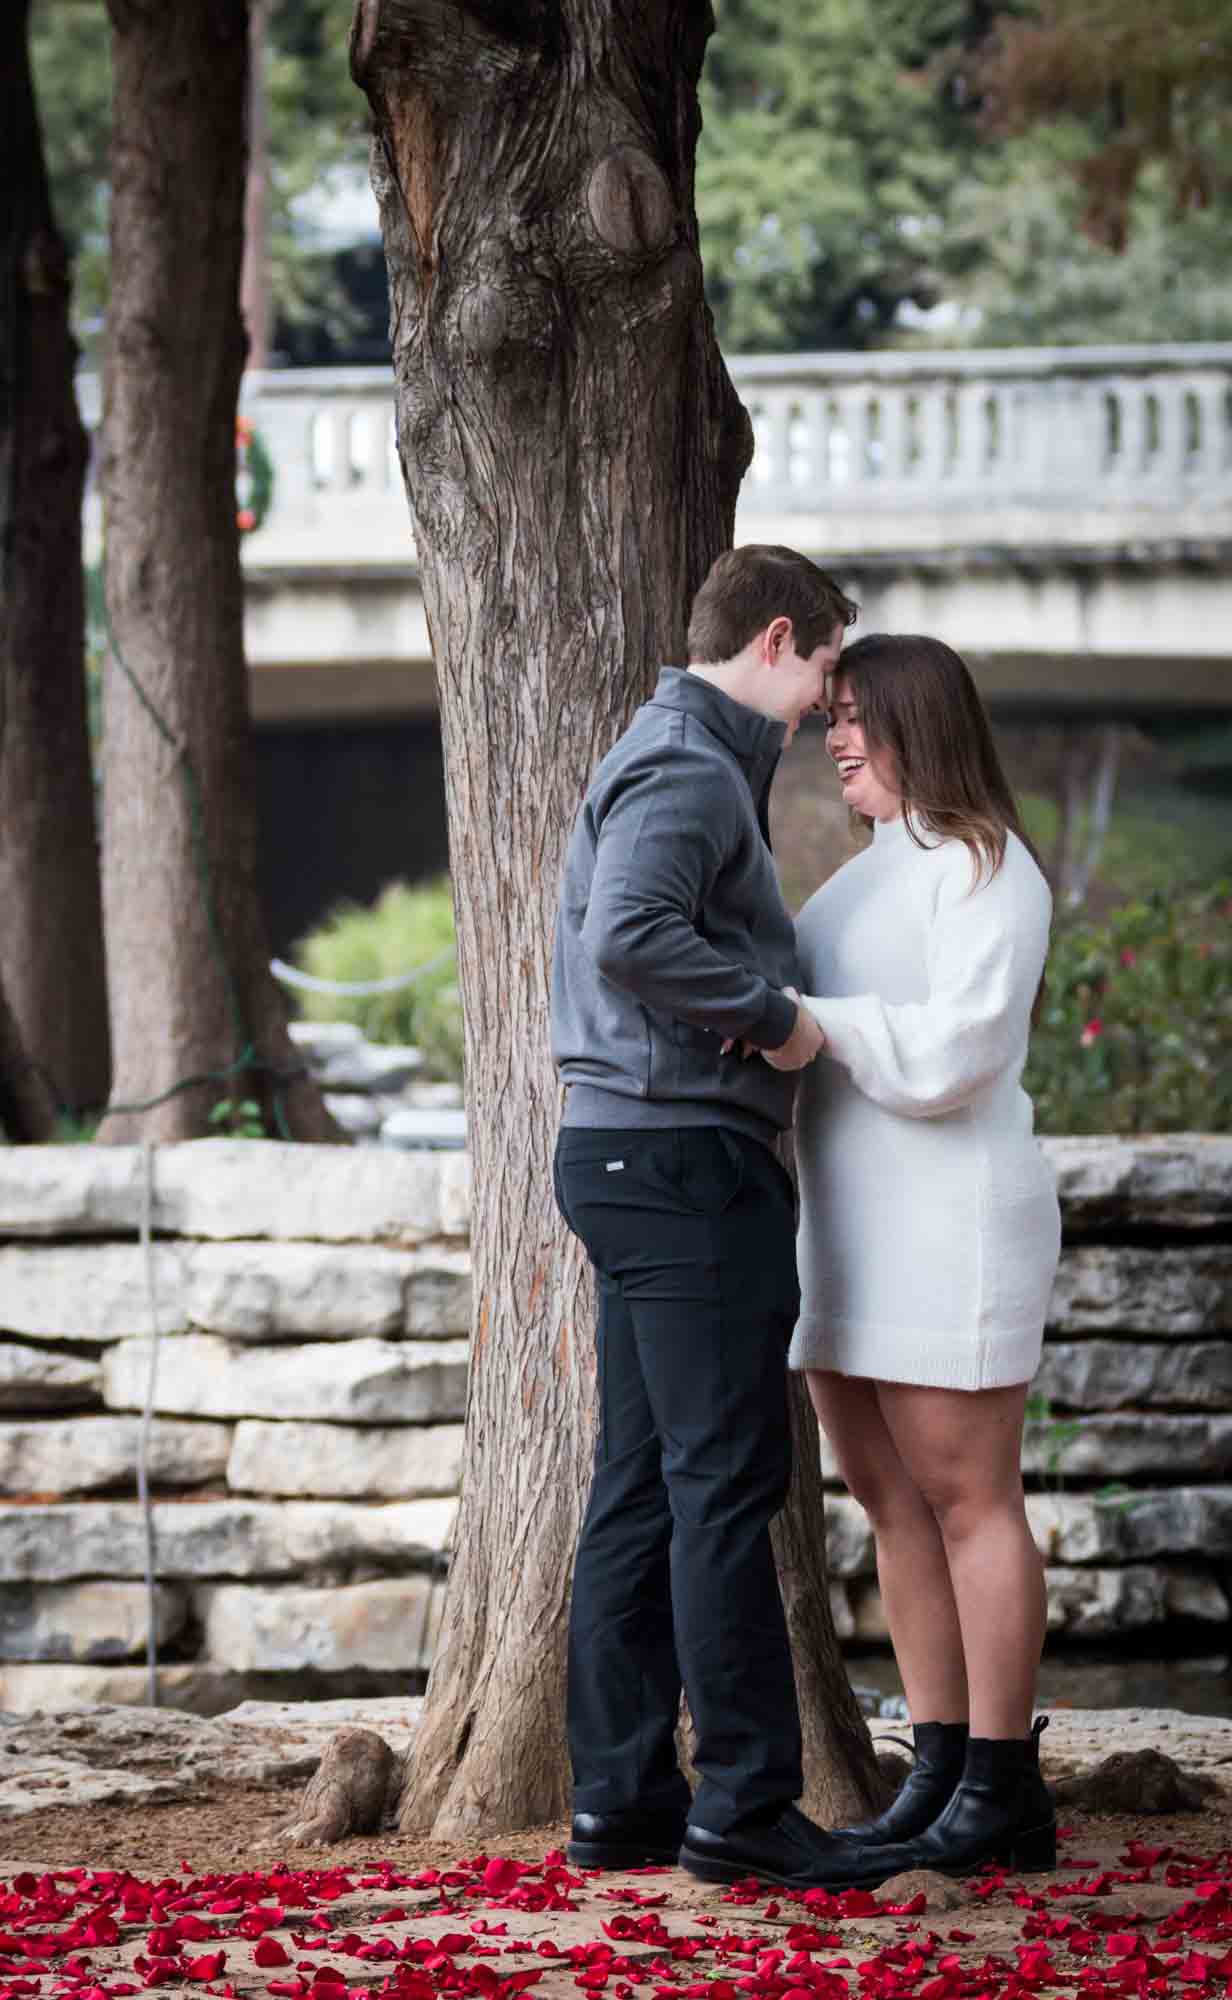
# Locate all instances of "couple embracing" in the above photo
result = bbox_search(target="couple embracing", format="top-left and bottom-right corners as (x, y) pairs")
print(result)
(549, 545), (1061, 1892)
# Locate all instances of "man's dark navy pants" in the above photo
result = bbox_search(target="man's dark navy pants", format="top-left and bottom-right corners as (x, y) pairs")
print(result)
(553, 1123), (803, 1834)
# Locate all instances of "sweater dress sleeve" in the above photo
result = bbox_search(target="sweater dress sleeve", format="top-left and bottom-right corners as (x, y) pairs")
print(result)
(799, 841), (1050, 1119)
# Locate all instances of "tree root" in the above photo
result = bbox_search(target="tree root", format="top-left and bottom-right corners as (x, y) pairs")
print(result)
(273, 1728), (402, 1847)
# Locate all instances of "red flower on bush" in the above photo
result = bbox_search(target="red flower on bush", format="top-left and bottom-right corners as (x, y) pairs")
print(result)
(1080, 1018), (1104, 1048)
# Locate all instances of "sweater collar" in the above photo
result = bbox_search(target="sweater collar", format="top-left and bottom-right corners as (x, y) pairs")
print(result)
(650, 666), (787, 768)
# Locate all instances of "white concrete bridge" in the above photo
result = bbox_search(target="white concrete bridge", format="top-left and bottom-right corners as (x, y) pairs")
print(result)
(232, 342), (1232, 725)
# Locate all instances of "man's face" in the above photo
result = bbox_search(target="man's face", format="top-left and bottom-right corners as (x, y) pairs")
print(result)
(773, 621), (846, 744)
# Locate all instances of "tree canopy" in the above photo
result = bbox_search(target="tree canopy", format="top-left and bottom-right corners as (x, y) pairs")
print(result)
(29, 0), (1232, 361)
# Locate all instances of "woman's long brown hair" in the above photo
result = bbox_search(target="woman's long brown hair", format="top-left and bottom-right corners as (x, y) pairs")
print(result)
(833, 633), (1043, 882)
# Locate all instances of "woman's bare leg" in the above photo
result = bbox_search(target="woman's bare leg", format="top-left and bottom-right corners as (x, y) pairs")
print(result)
(875, 1380), (1045, 1740)
(806, 1370), (968, 1724)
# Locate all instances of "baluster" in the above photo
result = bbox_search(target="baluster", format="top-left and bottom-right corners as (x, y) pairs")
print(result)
(800, 389), (830, 498)
(761, 392), (793, 493)
(1153, 376), (1191, 491)
(877, 383), (907, 487)
(913, 378), (948, 484)
(952, 380), (988, 490)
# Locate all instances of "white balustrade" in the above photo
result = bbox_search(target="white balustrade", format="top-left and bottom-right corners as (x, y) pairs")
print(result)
(77, 345), (1232, 569)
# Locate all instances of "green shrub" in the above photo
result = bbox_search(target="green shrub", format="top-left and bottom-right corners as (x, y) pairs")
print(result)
(1025, 884), (1232, 1134)
(292, 877), (463, 1078)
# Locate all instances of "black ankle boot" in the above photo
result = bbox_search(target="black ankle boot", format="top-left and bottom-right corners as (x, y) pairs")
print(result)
(890, 1717), (1055, 1877)
(834, 1720), (969, 1845)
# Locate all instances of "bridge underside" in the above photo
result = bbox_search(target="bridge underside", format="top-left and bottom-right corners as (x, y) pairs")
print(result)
(245, 547), (1232, 727)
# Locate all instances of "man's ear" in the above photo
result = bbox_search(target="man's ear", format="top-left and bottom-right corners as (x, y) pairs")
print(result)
(764, 615), (793, 662)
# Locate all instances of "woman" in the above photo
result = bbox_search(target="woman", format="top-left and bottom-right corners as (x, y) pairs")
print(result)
(787, 632), (1060, 1879)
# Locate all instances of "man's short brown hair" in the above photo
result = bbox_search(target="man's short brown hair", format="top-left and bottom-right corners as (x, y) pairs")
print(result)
(686, 545), (858, 664)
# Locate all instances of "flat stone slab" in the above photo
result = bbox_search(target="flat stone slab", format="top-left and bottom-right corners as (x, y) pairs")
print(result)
(0, 1140), (470, 1244)
(104, 1331), (469, 1422)
(0, 1242), (190, 1341)
(1049, 1244), (1232, 1333)
(0, 1495), (456, 1580)
(195, 1577), (445, 1673)
(0, 1700), (325, 1814)
(0, 1342), (101, 1411)
(0, 1240), (472, 1343)
(1037, 1338), (1232, 1408)
(1043, 1134), (1232, 1230)
(1021, 1410), (1232, 1478)
(228, 1417), (464, 1498)
(185, 1240), (472, 1339)
(0, 1415), (231, 1495)
(0, 1581), (188, 1663)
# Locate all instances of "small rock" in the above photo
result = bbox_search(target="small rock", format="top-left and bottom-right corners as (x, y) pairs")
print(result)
(287, 1021), (365, 1057)
(322, 1093), (385, 1138)
(275, 1725), (401, 1846)
(317, 1046), (424, 1094)
(381, 1108), (468, 1153)
(1052, 1748), (1219, 1813)
(877, 1868), (968, 1910)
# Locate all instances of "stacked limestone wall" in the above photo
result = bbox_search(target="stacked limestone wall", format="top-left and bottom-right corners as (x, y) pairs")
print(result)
(0, 1134), (1228, 1713)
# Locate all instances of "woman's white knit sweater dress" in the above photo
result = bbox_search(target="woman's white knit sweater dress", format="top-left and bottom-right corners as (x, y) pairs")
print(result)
(788, 815), (1060, 1390)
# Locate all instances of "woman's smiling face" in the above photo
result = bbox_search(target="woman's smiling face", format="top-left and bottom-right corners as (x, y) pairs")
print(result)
(825, 671), (902, 822)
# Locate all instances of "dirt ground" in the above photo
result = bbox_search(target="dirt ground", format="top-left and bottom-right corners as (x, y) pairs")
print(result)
(1, 1783), (1230, 2000)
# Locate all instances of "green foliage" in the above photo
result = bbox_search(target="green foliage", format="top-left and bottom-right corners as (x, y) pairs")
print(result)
(697, 0), (986, 350)
(1019, 785), (1232, 905)
(1025, 886), (1232, 1134)
(208, 1097), (266, 1140)
(293, 878), (463, 1078)
(29, 0), (368, 361)
(943, 139), (1232, 344)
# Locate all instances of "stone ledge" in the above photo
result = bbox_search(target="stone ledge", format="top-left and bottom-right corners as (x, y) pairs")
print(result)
(195, 1577), (445, 1673)
(0, 1417), (232, 1496)
(2, 1137), (1224, 1244)
(0, 1141), (467, 1245)
(1043, 1134), (1232, 1230)
(103, 1333), (469, 1423)
(0, 1581), (188, 1663)
(0, 1241), (471, 1344)
(1049, 1245), (1231, 1334)
(827, 1486), (1232, 1576)
(1037, 1339), (1232, 1409)
(834, 1562), (1229, 1642)
(0, 1496), (456, 1581)
(1021, 1411), (1232, 1478)
(0, 1343), (101, 1412)
(227, 1419), (464, 1498)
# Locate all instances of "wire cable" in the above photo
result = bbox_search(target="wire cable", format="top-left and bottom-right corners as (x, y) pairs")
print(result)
(136, 1136), (162, 1708)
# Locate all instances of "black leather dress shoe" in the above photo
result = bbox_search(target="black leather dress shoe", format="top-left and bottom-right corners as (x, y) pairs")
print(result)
(679, 1804), (859, 1889)
(567, 1808), (689, 1869)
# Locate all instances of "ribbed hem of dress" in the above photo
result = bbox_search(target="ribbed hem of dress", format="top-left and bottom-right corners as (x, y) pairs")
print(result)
(787, 1312), (1043, 1391)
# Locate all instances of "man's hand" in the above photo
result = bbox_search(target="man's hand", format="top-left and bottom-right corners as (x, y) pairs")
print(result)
(763, 1000), (825, 1072)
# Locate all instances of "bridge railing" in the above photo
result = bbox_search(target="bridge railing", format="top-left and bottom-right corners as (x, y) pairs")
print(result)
(80, 344), (1232, 567)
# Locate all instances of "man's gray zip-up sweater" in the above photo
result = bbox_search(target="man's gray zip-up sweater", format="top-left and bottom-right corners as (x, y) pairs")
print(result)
(551, 667), (802, 1147)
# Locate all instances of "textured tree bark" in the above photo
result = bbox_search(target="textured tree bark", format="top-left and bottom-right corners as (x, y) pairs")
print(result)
(774, 1373), (887, 1823)
(97, 0), (336, 1143)
(352, 0), (877, 1838)
(0, 0), (110, 1118)
(0, 973), (57, 1142)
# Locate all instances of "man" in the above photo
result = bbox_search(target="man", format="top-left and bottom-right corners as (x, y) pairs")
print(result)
(550, 544), (858, 1888)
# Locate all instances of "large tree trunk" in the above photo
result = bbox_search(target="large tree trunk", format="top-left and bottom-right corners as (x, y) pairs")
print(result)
(0, 973), (57, 1142)
(0, 0), (110, 1119)
(97, 0), (337, 1143)
(352, 0), (878, 1839)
